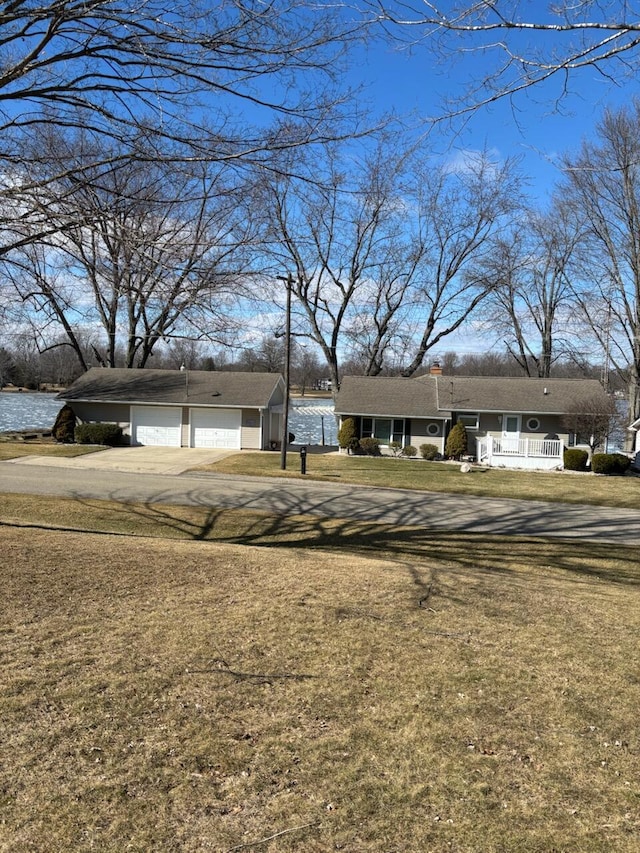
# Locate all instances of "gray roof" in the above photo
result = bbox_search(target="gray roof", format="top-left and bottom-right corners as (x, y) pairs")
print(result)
(59, 368), (283, 408)
(334, 375), (442, 419)
(335, 374), (608, 417)
(435, 375), (608, 414)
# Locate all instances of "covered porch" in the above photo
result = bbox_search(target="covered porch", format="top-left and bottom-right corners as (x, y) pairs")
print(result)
(477, 436), (564, 470)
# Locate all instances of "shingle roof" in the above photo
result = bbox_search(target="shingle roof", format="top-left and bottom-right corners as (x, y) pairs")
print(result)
(59, 368), (283, 408)
(434, 375), (608, 414)
(335, 374), (609, 417)
(334, 375), (443, 418)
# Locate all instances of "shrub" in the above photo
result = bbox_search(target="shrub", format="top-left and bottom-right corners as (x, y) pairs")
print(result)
(338, 417), (359, 453)
(591, 452), (631, 475)
(75, 422), (123, 446)
(359, 437), (381, 456)
(445, 421), (468, 460)
(563, 448), (589, 472)
(419, 443), (439, 461)
(52, 404), (77, 443)
(401, 444), (417, 458)
(389, 440), (403, 457)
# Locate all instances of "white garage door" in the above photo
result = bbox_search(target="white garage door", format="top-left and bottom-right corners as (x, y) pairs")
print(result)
(190, 408), (241, 449)
(131, 406), (182, 447)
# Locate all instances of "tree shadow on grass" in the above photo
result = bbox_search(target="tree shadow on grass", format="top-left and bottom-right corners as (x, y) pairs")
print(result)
(22, 486), (639, 591)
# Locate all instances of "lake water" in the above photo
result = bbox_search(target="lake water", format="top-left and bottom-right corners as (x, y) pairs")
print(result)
(0, 391), (338, 445)
(289, 398), (337, 446)
(0, 392), (62, 431)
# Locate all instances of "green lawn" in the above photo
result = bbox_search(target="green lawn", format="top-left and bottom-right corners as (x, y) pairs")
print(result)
(2, 494), (640, 852)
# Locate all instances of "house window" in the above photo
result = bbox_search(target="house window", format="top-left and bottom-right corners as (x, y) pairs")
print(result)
(457, 413), (479, 430)
(361, 417), (405, 445)
(527, 417), (541, 431)
(427, 422), (440, 436)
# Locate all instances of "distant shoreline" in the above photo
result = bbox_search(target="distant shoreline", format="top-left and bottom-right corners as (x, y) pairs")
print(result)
(1, 386), (61, 394)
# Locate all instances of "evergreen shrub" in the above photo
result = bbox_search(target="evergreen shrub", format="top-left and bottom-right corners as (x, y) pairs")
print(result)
(591, 452), (631, 475)
(359, 437), (381, 456)
(445, 422), (468, 459)
(563, 448), (589, 471)
(337, 417), (359, 453)
(419, 443), (439, 460)
(401, 445), (417, 457)
(52, 405), (77, 443)
(75, 423), (123, 446)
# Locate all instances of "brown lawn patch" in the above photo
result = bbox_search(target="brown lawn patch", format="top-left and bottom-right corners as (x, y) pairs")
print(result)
(1, 521), (640, 851)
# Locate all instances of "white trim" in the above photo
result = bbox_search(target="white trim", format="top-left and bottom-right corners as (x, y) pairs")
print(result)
(457, 413), (479, 430)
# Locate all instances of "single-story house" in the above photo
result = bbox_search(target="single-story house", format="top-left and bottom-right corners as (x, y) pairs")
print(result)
(627, 416), (640, 467)
(334, 371), (612, 470)
(58, 368), (285, 450)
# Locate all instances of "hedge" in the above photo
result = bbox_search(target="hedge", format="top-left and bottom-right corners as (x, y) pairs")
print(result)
(75, 423), (124, 446)
(359, 437), (381, 456)
(419, 443), (439, 461)
(563, 448), (589, 471)
(591, 452), (631, 476)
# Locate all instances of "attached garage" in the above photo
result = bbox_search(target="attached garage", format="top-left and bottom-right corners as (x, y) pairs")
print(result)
(190, 407), (241, 449)
(131, 405), (181, 447)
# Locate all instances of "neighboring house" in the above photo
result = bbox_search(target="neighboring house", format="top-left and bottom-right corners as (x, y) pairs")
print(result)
(58, 368), (285, 450)
(628, 416), (640, 467)
(335, 371), (611, 470)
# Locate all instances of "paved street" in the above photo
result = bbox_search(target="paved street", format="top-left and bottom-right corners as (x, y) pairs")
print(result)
(2, 453), (640, 544)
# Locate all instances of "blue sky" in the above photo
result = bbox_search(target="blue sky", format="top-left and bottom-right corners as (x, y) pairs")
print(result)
(324, 31), (640, 358)
(354, 34), (640, 203)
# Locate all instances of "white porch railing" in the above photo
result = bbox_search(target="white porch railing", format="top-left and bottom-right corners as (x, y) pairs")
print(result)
(477, 436), (563, 469)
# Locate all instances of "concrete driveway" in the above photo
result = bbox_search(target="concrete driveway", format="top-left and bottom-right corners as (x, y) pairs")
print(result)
(10, 445), (237, 475)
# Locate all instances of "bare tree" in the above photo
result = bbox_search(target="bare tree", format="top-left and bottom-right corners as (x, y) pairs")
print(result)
(561, 393), (618, 454)
(255, 138), (520, 389)
(0, 0), (375, 272)
(253, 137), (422, 391)
(6, 140), (250, 369)
(0, 0), (366, 147)
(477, 203), (582, 377)
(399, 150), (522, 376)
(561, 102), (640, 428)
(374, 1), (640, 119)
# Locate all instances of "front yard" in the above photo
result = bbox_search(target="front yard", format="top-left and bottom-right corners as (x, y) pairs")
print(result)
(2, 498), (640, 852)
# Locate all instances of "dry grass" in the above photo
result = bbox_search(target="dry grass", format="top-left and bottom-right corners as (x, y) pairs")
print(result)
(0, 440), (100, 461)
(2, 496), (640, 852)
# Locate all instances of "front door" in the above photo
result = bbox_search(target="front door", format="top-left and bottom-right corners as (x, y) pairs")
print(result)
(502, 414), (521, 453)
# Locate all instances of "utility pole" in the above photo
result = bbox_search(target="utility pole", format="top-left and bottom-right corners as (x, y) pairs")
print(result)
(277, 273), (293, 470)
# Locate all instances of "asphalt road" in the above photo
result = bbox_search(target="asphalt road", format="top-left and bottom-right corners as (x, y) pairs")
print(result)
(2, 459), (640, 544)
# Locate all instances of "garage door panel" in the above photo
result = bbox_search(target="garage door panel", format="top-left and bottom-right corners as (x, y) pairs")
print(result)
(190, 408), (241, 449)
(132, 406), (181, 447)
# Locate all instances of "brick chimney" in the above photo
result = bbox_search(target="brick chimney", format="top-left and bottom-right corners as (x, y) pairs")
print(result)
(430, 360), (443, 375)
